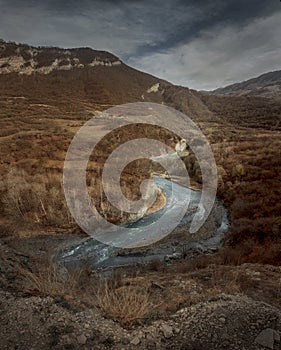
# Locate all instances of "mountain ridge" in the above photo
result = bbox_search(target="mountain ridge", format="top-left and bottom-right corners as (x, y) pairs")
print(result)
(0, 40), (280, 132)
(210, 70), (281, 99)
(0, 40), (122, 75)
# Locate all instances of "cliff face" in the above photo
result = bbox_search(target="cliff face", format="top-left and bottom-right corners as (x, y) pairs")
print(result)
(0, 41), (121, 75)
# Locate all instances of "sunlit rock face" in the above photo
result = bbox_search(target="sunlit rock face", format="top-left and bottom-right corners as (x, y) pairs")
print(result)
(175, 139), (190, 157)
(0, 41), (122, 75)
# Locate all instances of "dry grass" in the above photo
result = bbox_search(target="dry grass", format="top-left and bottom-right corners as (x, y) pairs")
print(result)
(21, 263), (83, 298)
(1, 168), (74, 232)
(20, 259), (152, 327)
(0, 61), (280, 264)
(17, 248), (281, 326)
(96, 281), (151, 327)
(204, 268), (241, 298)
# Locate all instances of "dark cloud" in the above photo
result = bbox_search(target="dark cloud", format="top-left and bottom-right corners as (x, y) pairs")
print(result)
(133, 0), (280, 57)
(0, 0), (280, 89)
(129, 10), (281, 90)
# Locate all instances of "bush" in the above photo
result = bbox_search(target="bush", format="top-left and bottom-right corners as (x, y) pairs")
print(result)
(1, 168), (74, 230)
(96, 281), (150, 327)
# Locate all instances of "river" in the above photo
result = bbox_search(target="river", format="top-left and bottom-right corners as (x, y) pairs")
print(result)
(56, 177), (229, 271)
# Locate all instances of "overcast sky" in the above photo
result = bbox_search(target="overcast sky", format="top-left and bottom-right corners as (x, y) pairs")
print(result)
(0, 0), (280, 90)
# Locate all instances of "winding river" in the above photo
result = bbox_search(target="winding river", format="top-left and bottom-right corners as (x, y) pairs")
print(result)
(57, 176), (229, 271)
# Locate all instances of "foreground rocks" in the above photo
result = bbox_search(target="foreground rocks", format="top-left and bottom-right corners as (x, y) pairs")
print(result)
(0, 291), (280, 350)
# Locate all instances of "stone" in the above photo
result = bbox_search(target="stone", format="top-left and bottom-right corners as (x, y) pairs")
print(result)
(161, 324), (173, 339)
(255, 328), (275, 349)
(77, 334), (87, 345)
(130, 336), (141, 345)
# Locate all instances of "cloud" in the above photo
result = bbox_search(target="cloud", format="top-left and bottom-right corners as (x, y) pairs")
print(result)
(128, 10), (281, 90)
(0, 0), (199, 56)
(0, 0), (280, 89)
(1, 0), (277, 56)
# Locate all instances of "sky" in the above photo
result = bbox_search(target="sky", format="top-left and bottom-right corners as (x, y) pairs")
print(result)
(0, 0), (280, 90)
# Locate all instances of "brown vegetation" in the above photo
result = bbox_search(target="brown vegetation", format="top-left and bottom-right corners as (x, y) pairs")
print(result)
(0, 43), (280, 265)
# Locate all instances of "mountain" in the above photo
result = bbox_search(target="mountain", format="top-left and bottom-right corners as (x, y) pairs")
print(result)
(0, 40), (217, 122)
(210, 70), (281, 99)
(0, 41), (281, 350)
(2, 40), (279, 127)
(0, 40), (162, 105)
(0, 40), (280, 265)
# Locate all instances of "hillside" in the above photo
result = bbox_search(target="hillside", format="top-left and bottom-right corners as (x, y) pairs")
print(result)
(0, 40), (280, 256)
(210, 70), (281, 99)
(0, 41), (280, 350)
(0, 41), (215, 117)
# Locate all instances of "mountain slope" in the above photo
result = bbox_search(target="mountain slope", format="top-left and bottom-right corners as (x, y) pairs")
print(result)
(0, 42), (281, 350)
(0, 41), (280, 265)
(0, 40), (221, 128)
(2, 41), (280, 128)
(210, 70), (281, 99)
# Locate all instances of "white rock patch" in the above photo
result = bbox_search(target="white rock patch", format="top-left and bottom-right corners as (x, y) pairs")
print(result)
(147, 83), (160, 93)
(0, 53), (122, 75)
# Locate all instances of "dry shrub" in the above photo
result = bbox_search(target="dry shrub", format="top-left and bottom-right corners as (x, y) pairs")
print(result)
(218, 240), (255, 266)
(21, 263), (84, 299)
(22, 264), (153, 326)
(205, 268), (241, 298)
(96, 281), (150, 327)
(174, 254), (220, 274)
(147, 258), (163, 271)
(219, 237), (281, 266)
(1, 167), (74, 229)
